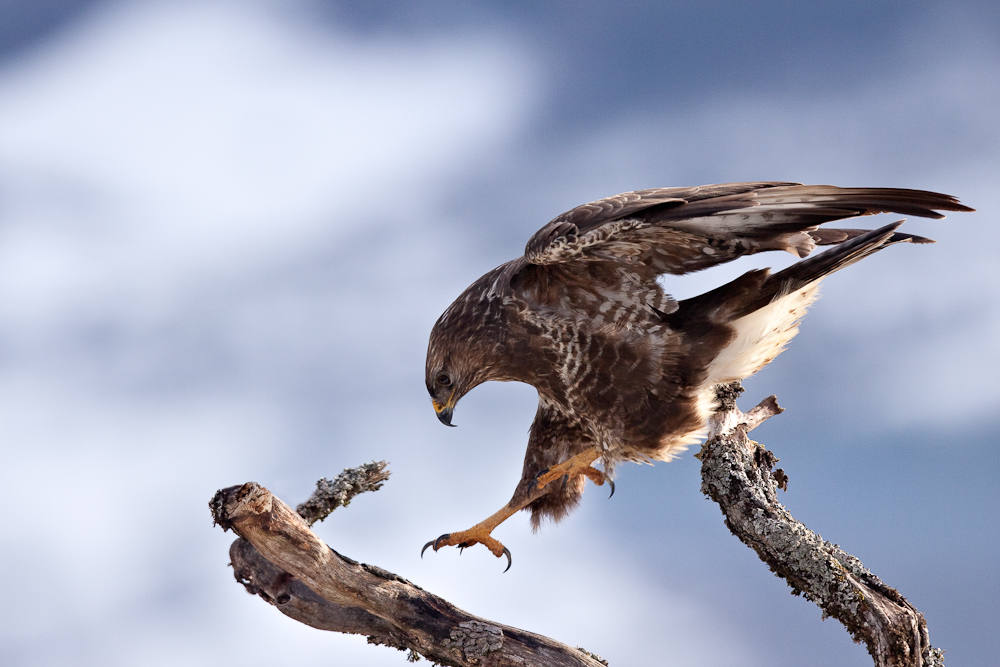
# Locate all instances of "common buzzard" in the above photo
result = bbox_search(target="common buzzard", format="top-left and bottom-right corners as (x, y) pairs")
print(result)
(421, 182), (972, 570)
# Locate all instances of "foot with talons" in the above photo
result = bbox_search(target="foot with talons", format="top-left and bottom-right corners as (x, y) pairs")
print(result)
(421, 529), (513, 572)
(533, 448), (614, 498)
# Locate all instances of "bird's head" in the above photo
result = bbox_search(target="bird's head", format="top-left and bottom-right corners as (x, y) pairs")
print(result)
(425, 287), (509, 427)
(425, 326), (483, 428)
(425, 356), (463, 427)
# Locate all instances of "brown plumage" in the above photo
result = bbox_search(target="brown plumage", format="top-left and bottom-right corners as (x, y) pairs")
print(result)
(422, 182), (972, 568)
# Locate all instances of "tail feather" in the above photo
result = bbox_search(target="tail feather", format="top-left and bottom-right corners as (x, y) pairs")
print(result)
(811, 227), (934, 246)
(673, 222), (921, 386)
(739, 221), (905, 317)
(678, 222), (914, 386)
(671, 222), (909, 326)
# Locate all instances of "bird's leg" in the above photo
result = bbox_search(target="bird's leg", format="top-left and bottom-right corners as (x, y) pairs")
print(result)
(421, 447), (611, 570)
(422, 504), (519, 568)
(421, 471), (561, 571)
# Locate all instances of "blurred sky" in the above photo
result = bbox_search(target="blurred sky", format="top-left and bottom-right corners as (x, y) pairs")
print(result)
(0, 1), (997, 665)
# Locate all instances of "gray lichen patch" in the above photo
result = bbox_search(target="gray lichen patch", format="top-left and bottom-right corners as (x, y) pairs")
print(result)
(576, 647), (609, 665)
(296, 460), (390, 525)
(443, 621), (504, 662)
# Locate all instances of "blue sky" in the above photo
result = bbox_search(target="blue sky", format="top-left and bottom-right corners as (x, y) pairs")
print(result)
(0, 1), (997, 665)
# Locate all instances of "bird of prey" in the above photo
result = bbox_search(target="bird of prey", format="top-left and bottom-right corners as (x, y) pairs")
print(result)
(421, 182), (972, 570)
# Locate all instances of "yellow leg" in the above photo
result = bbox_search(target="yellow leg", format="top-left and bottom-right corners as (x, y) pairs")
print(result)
(421, 500), (524, 571)
(422, 446), (610, 571)
(534, 447), (603, 490)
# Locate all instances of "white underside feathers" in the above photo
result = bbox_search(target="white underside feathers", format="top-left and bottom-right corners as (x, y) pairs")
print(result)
(650, 280), (823, 461)
(706, 280), (821, 385)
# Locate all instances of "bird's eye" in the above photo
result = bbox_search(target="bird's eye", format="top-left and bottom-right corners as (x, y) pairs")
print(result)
(436, 374), (452, 387)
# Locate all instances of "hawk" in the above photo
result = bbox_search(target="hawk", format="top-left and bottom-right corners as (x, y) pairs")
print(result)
(421, 182), (971, 570)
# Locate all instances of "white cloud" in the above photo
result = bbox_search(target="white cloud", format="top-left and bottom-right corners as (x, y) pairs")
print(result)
(0, 2), (542, 666)
(0, 0), (535, 334)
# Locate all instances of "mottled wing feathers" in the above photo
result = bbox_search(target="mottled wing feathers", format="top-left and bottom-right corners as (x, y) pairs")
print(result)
(524, 183), (972, 274)
(524, 182), (794, 266)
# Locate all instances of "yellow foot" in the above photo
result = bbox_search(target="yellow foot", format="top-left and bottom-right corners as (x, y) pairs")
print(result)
(534, 448), (614, 497)
(421, 527), (512, 572)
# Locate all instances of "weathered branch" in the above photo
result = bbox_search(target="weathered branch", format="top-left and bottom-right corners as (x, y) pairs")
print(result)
(699, 382), (944, 667)
(210, 469), (608, 667)
(212, 390), (943, 666)
(295, 460), (391, 526)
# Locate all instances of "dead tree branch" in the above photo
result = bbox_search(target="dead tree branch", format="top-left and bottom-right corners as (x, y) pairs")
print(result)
(210, 468), (608, 667)
(295, 460), (391, 526)
(699, 382), (944, 667)
(210, 386), (943, 666)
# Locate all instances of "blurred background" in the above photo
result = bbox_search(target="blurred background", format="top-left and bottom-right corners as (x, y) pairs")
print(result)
(1, 1), (997, 665)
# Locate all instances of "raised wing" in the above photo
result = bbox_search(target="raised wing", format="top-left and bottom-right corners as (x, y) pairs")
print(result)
(524, 182), (973, 275)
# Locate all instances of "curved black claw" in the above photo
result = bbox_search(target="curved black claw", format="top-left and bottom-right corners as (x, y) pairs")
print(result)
(420, 533), (451, 558)
(530, 466), (549, 490)
(502, 546), (512, 573)
(531, 466), (569, 491)
(607, 478), (615, 498)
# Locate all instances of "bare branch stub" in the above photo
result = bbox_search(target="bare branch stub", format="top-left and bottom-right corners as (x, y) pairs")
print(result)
(699, 381), (944, 667)
(295, 460), (390, 526)
(210, 470), (608, 667)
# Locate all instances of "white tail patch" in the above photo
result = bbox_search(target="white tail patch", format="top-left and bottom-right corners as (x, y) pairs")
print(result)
(706, 281), (821, 385)
(649, 280), (823, 462)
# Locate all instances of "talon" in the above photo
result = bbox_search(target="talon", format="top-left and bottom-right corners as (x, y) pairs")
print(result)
(607, 478), (615, 498)
(532, 466), (570, 491)
(421, 533), (452, 558)
(421, 540), (435, 558)
(502, 546), (512, 573)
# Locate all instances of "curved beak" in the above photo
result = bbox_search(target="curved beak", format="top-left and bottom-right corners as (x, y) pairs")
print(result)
(432, 397), (457, 427)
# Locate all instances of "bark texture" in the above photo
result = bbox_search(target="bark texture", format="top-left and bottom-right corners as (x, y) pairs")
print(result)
(699, 382), (944, 667)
